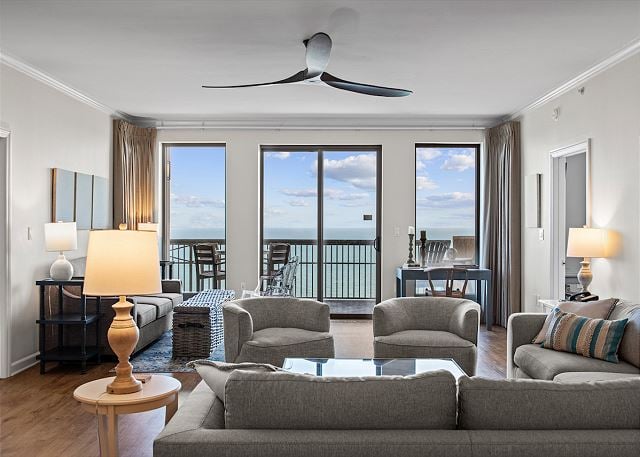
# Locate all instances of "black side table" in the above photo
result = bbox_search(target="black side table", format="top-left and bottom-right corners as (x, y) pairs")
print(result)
(36, 278), (102, 373)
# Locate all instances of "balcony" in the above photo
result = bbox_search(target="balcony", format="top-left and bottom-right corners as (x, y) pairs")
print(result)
(169, 238), (376, 315)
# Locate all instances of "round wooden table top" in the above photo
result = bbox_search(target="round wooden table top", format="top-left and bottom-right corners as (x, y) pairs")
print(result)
(73, 375), (181, 406)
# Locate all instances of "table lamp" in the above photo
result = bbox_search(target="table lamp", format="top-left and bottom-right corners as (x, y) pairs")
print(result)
(44, 222), (78, 280)
(83, 228), (161, 394)
(566, 227), (608, 293)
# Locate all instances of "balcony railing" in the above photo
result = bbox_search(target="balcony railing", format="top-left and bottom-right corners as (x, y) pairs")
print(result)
(169, 238), (376, 299)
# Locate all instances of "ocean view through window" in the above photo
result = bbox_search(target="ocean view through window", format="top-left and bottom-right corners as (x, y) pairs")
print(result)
(163, 144), (226, 292)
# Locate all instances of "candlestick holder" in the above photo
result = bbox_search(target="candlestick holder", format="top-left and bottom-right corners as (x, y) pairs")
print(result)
(405, 234), (419, 267)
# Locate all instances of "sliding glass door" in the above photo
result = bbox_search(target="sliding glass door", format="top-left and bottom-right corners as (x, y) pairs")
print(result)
(261, 146), (381, 313)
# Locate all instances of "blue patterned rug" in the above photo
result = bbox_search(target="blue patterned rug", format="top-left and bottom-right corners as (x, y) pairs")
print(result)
(129, 330), (225, 373)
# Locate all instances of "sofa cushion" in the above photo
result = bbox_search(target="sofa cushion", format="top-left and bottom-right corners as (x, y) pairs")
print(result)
(247, 327), (333, 348)
(541, 309), (628, 362)
(553, 371), (640, 383)
(152, 292), (183, 307)
(609, 301), (640, 368)
(136, 303), (157, 328)
(514, 344), (640, 380)
(532, 298), (619, 344)
(133, 296), (173, 319)
(375, 330), (475, 348)
(187, 360), (282, 404)
(225, 369), (457, 430)
(458, 377), (640, 430)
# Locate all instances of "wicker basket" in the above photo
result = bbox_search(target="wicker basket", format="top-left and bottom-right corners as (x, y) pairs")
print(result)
(172, 306), (211, 358)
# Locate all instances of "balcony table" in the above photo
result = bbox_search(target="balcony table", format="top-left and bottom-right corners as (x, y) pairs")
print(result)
(395, 266), (493, 330)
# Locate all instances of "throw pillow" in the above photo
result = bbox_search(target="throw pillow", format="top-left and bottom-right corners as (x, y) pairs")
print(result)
(542, 308), (628, 362)
(187, 360), (282, 403)
(532, 298), (619, 344)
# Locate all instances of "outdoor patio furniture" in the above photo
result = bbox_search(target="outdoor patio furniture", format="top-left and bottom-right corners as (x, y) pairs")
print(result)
(193, 243), (226, 291)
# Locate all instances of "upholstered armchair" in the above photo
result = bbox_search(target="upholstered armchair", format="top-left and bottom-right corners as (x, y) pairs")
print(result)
(223, 297), (335, 367)
(373, 297), (480, 375)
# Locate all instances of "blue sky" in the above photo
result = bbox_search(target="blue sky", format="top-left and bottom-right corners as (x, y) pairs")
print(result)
(169, 145), (476, 239)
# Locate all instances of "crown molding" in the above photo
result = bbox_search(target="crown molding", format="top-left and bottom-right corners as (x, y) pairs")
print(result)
(0, 52), (136, 121)
(508, 37), (640, 121)
(155, 115), (496, 130)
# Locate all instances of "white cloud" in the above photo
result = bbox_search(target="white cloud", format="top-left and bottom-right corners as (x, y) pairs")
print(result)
(281, 188), (317, 197)
(288, 199), (310, 207)
(266, 206), (286, 217)
(188, 212), (225, 228)
(325, 189), (369, 200)
(172, 194), (225, 208)
(416, 175), (438, 191)
(266, 151), (290, 160)
(416, 149), (442, 161)
(318, 154), (377, 190)
(442, 153), (475, 172)
(416, 192), (474, 208)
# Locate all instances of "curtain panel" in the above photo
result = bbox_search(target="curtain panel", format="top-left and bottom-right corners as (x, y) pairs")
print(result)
(112, 119), (157, 230)
(482, 121), (521, 327)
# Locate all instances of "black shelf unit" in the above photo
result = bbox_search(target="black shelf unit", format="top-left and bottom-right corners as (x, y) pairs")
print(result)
(36, 278), (102, 374)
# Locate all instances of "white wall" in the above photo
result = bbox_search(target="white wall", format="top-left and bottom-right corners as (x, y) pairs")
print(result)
(0, 64), (112, 375)
(520, 53), (640, 311)
(157, 129), (483, 301)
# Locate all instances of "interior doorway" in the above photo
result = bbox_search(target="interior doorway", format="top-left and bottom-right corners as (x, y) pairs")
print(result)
(550, 140), (591, 300)
(0, 128), (11, 378)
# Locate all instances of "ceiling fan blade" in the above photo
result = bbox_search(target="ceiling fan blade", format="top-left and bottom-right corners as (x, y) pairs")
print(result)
(304, 32), (332, 77)
(320, 72), (412, 97)
(203, 70), (306, 89)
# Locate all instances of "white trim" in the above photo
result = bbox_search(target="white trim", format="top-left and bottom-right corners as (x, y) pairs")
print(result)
(10, 352), (39, 376)
(0, 52), (136, 121)
(509, 38), (640, 120)
(0, 127), (11, 379)
(549, 139), (591, 299)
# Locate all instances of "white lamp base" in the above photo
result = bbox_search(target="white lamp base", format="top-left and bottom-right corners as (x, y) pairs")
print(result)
(50, 253), (73, 280)
(577, 258), (593, 292)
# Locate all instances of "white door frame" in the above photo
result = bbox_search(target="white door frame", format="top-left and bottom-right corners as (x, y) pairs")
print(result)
(549, 139), (591, 299)
(0, 127), (12, 378)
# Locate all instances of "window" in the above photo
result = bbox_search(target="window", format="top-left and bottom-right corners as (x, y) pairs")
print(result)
(415, 144), (480, 265)
(163, 144), (226, 292)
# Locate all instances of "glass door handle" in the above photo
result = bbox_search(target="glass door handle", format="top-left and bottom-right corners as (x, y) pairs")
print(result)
(373, 236), (381, 252)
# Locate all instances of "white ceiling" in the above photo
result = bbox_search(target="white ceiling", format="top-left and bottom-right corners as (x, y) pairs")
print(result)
(1, 0), (639, 125)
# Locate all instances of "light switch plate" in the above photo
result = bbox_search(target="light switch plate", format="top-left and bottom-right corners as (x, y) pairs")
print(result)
(538, 228), (544, 241)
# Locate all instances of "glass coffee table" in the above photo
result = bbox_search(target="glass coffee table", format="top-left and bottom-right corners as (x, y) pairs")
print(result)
(283, 358), (467, 380)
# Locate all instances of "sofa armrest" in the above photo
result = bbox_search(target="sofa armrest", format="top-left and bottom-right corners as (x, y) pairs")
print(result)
(162, 279), (182, 294)
(448, 300), (481, 345)
(506, 313), (547, 378)
(222, 303), (254, 363)
(373, 300), (412, 337)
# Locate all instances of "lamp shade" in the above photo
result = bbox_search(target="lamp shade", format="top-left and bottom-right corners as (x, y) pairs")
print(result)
(566, 227), (608, 258)
(84, 230), (161, 296)
(44, 222), (77, 252)
(137, 222), (159, 232)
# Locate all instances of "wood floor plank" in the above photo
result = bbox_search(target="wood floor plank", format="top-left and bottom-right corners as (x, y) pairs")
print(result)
(0, 321), (506, 457)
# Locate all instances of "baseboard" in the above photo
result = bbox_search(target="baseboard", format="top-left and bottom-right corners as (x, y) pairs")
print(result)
(10, 351), (38, 376)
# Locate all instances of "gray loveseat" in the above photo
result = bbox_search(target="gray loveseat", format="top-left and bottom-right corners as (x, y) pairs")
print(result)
(154, 371), (640, 456)
(507, 300), (640, 381)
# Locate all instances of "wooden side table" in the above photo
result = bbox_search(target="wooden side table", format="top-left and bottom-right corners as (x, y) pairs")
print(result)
(74, 375), (181, 457)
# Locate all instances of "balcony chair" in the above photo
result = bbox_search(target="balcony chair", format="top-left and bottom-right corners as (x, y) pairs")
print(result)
(265, 256), (299, 296)
(193, 243), (226, 291)
(452, 235), (476, 262)
(373, 297), (480, 375)
(419, 239), (450, 265)
(261, 242), (290, 289)
(223, 297), (335, 367)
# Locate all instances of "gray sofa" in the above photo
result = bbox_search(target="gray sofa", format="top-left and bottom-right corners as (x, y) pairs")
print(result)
(154, 371), (640, 457)
(507, 300), (640, 381)
(373, 297), (480, 375)
(222, 297), (335, 367)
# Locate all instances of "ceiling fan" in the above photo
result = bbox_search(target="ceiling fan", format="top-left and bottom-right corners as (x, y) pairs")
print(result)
(203, 32), (412, 97)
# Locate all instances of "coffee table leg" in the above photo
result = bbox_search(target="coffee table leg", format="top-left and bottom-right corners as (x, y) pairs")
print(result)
(97, 407), (119, 457)
(165, 393), (178, 424)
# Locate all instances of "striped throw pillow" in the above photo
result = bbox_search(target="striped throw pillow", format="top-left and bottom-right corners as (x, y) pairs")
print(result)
(542, 308), (628, 362)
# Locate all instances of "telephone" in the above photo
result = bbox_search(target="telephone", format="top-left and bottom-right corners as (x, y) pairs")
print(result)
(569, 292), (599, 302)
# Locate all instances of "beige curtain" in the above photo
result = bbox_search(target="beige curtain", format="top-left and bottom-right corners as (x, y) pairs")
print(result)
(482, 121), (521, 328)
(112, 119), (156, 230)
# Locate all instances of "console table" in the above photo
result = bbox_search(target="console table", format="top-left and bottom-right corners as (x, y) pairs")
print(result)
(395, 267), (493, 330)
(36, 278), (102, 374)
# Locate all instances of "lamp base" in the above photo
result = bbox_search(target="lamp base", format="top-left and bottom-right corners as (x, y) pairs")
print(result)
(50, 253), (73, 281)
(107, 296), (142, 394)
(577, 258), (593, 293)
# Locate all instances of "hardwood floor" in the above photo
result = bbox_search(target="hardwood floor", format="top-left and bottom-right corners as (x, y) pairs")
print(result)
(0, 321), (506, 457)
